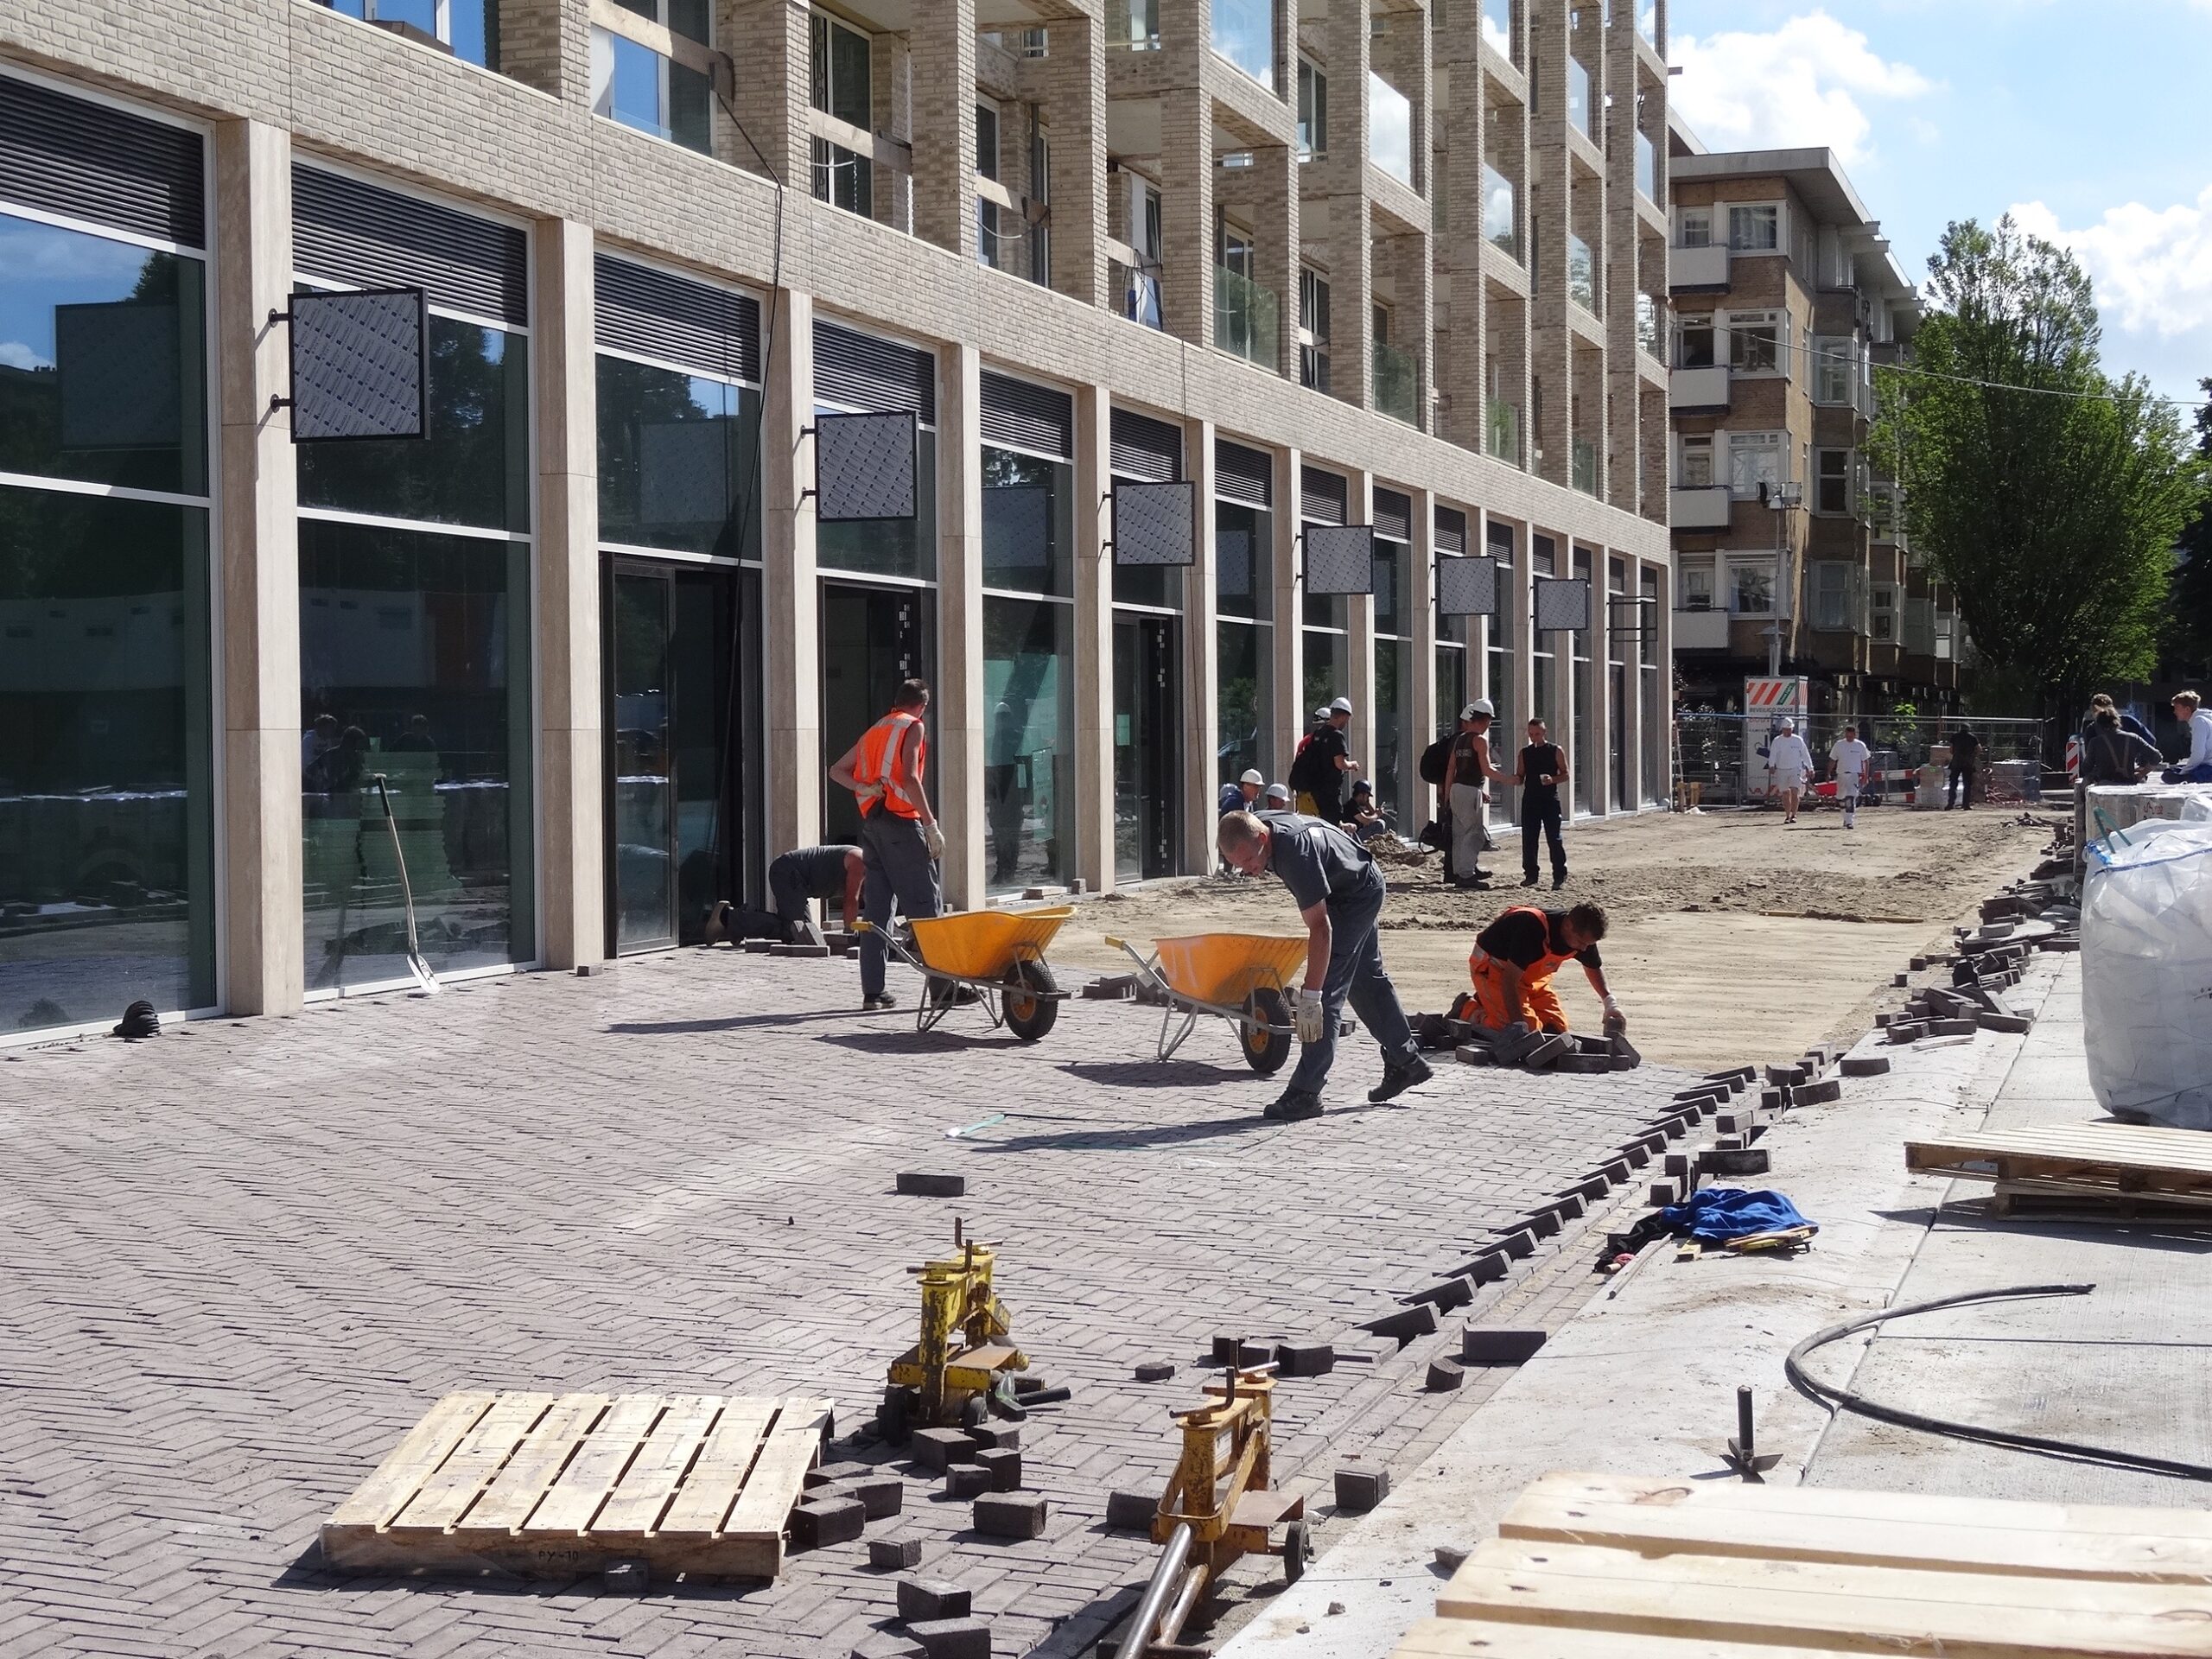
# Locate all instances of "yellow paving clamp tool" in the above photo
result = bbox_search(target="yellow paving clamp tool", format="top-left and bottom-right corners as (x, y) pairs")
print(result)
(1119, 1360), (1309, 1657)
(879, 1220), (1030, 1440)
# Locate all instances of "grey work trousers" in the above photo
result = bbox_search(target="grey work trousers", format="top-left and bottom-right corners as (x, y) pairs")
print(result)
(1450, 782), (1493, 874)
(859, 814), (943, 998)
(1287, 869), (1420, 1095)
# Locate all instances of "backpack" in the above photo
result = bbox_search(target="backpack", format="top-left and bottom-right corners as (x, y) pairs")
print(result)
(1418, 734), (1453, 787)
(1288, 737), (1325, 797)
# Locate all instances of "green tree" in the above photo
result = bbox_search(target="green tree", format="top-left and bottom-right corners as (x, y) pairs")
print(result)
(2163, 377), (2212, 679)
(1878, 218), (2203, 750)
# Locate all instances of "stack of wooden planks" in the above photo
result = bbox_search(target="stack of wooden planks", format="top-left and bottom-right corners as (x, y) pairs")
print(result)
(1395, 1471), (2212, 1656)
(321, 1389), (832, 1580)
(1907, 1122), (2212, 1213)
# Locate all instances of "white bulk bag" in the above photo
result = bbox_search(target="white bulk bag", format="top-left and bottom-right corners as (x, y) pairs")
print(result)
(2082, 818), (2212, 1129)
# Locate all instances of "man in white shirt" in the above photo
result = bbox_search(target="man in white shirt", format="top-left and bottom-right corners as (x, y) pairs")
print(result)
(1828, 722), (1872, 830)
(2166, 690), (2212, 784)
(1765, 718), (1814, 824)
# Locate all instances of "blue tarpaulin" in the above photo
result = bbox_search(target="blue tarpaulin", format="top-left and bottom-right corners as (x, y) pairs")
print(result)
(1658, 1187), (1817, 1243)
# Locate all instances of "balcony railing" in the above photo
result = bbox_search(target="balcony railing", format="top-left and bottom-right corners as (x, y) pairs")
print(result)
(1668, 485), (1732, 529)
(1374, 339), (1419, 426)
(1636, 292), (1661, 359)
(1668, 365), (1729, 411)
(1115, 257), (1164, 330)
(1673, 606), (1731, 651)
(1483, 165), (1518, 261)
(1571, 437), (1599, 497)
(1481, 0), (1514, 60)
(1669, 243), (1730, 289)
(1486, 397), (1519, 464)
(1215, 265), (1279, 370)
(1103, 0), (1160, 50)
(1636, 130), (1656, 200)
(1567, 232), (1598, 315)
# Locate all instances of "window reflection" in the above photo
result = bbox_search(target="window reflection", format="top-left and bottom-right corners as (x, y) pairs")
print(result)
(983, 595), (1074, 893)
(816, 421), (937, 581)
(597, 357), (761, 557)
(1212, 0), (1275, 86)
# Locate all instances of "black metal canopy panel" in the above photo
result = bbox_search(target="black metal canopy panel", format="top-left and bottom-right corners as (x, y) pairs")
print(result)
(1534, 575), (1592, 632)
(1304, 524), (1375, 594)
(288, 286), (429, 443)
(1112, 479), (1195, 567)
(816, 410), (918, 520)
(1437, 554), (1499, 617)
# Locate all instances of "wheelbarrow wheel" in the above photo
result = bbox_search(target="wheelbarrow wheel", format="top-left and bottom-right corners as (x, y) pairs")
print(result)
(1283, 1519), (1311, 1583)
(1241, 988), (1293, 1076)
(1003, 958), (1060, 1043)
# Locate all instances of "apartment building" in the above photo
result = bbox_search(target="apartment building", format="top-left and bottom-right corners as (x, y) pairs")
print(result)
(1663, 126), (1961, 720)
(0, 0), (1673, 1044)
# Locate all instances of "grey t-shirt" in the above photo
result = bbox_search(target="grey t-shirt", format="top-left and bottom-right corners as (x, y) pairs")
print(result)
(773, 844), (859, 898)
(1261, 812), (1380, 910)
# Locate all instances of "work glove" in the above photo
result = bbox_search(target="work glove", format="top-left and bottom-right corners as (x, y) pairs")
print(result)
(1602, 996), (1627, 1036)
(855, 781), (886, 809)
(923, 822), (946, 861)
(1292, 986), (1327, 1045)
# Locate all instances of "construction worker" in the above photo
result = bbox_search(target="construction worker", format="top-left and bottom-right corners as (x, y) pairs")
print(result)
(1219, 767), (1265, 814)
(1217, 808), (1431, 1120)
(766, 844), (865, 946)
(1767, 718), (1813, 823)
(828, 678), (944, 1011)
(1467, 901), (1626, 1038)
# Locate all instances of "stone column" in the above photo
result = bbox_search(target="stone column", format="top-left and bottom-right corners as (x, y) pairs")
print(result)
(1183, 417), (1220, 871)
(498, 0), (591, 104)
(1072, 382), (1116, 893)
(936, 340), (987, 909)
(1046, 12), (1107, 307)
(533, 219), (603, 969)
(1250, 143), (1300, 379)
(215, 119), (302, 1017)
(912, 0), (979, 258)
(764, 288), (819, 856)
(1160, 86), (1216, 350)
(1315, 0), (1374, 409)
(1346, 469), (1377, 790)
(716, 0), (811, 188)
(1437, 0), (1487, 451)
(1527, 0), (1572, 487)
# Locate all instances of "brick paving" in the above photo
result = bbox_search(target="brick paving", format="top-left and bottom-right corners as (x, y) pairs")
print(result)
(0, 950), (1702, 1657)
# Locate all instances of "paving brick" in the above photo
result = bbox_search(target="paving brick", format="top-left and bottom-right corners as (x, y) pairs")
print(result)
(868, 1537), (925, 1570)
(1333, 1466), (1389, 1511)
(911, 1429), (976, 1471)
(971, 1495), (1046, 1540)
(972, 1449), (1022, 1491)
(908, 1617), (991, 1659)
(896, 1578), (972, 1624)
(1461, 1328), (1548, 1367)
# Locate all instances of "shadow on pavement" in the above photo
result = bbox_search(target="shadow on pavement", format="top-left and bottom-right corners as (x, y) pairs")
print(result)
(1058, 1059), (1253, 1089)
(273, 1542), (774, 1603)
(814, 1029), (1022, 1056)
(607, 1010), (867, 1034)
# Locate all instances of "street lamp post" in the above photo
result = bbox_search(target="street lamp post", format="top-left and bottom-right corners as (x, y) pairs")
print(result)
(1758, 481), (1802, 678)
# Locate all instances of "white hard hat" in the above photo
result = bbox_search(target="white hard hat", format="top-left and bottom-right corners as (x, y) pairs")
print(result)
(1329, 696), (1354, 715)
(1239, 768), (1264, 785)
(1313, 706), (1332, 721)
(1264, 783), (1291, 803)
(1463, 698), (1495, 720)
(1778, 717), (1796, 731)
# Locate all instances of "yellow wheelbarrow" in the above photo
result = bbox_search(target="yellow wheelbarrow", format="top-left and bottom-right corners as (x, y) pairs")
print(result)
(856, 906), (1073, 1042)
(1105, 933), (1307, 1074)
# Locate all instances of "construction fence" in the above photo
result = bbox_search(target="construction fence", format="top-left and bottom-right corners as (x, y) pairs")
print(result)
(1672, 714), (2053, 810)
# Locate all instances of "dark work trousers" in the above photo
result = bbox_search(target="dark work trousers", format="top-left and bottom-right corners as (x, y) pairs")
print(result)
(768, 861), (823, 938)
(859, 814), (943, 999)
(1286, 869), (1419, 1095)
(1947, 762), (1974, 808)
(1522, 798), (1567, 880)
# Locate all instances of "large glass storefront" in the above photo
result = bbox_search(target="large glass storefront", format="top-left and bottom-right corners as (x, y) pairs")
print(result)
(296, 169), (535, 992)
(1300, 466), (1351, 763)
(1371, 491), (1413, 827)
(1529, 534), (1556, 757)
(1215, 440), (1274, 791)
(1109, 409), (1185, 881)
(1571, 545), (1595, 815)
(1608, 556), (1630, 813)
(1642, 565), (1667, 806)
(1484, 517), (1516, 825)
(1433, 505), (1471, 819)
(0, 86), (216, 1038)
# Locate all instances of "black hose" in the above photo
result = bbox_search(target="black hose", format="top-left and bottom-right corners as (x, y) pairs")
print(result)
(1787, 1281), (2212, 1484)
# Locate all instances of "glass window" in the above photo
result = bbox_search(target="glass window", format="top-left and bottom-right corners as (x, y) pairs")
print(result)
(1372, 535), (1408, 638)
(1217, 618), (1271, 786)
(982, 446), (1073, 598)
(590, 22), (710, 154)
(1728, 204), (1779, 251)
(816, 423), (937, 580)
(0, 486), (214, 1032)
(1298, 268), (1331, 391)
(1484, 522), (1516, 825)
(1814, 335), (1853, 404)
(596, 358), (761, 558)
(1571, 547), (1593, 813)
(1375, 637), (1408, 824)
(1480, 0), (1512, 57)
(1676, 316), (1714, 368)
(321, 0), (499, 68)
(1370, 72), (1414, 186)
(984, 596), (1075, 891)
(298, 518), (533, 989)
(1635, 129), (1656, 200)
(1107, 0), (1160, 48)
(1567, 55), (1592, 139)
(1679, 559), (1714, 609)
(1567, 232), (1597, 313)
(298, 311), (530, 532)
(1301, 626), (1349, 734)
(1679, 435), (1713, 487)
(0, 213), (207, 496)
(1815, 448), (1851, 515)
(1678, 207), (1711, 248)
(1729, 309), (1780, 373)
(1298, 60), (1326, 156)
(1727, 431), (1784, 498)
(1212, 0), (1276, 88)
(810, 12), (872, 125)
(1483, 165), (1517, 258)
(1215, 500), (1271, 623)
(1728, 556), (1775, 615)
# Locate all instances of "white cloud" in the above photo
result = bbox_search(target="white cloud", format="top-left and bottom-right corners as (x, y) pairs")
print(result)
(2011, 186), (2212, 339)
(1671, 11), (1936, 166)
(0, 340), (48, 372)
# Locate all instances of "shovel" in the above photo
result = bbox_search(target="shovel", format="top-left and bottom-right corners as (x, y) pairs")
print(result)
(372, 773), (441, 995)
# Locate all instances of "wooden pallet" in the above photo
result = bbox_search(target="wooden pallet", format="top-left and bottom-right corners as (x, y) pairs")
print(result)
(321, 1390), (831, 1580)
(1906, 1122), (2212, 1208)
(1397, 1471), (2212, 1658)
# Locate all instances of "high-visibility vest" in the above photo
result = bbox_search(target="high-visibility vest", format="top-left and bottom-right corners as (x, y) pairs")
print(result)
(1478, 906), (1578, 983)
(855, 710), (928, 819)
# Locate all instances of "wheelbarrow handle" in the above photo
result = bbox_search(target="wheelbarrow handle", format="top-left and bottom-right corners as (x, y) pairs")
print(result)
(1109, 937), (1169, 990)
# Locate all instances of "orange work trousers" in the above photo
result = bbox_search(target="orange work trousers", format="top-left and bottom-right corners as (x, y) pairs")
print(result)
(1468, 952), (1569, 1033)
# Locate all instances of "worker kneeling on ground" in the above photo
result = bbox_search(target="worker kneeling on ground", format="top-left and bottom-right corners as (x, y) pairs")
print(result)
(1217, 808), (1433, 1121)
(1467, 901), (1626, 1038)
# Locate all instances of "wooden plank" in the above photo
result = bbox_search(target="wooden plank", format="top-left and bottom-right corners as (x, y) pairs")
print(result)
(318, 1520), (783, 1580)
(327, 1391), (497, 1531)
(464, 1394), (610, 1534)
(658, 1395), (779, 1537)
(386, 1393), (557, 1533)
(1395, 1615), (1857, 1658)
(720, 1398), (830, 1540)
(1499, 1472), (2212, 1584)
(1908, 1126), (2212, 1172)
(594, 1394), (721, 1537)
(521, 1394), (666, 1537)
(1437, 1539), (2212, 1656)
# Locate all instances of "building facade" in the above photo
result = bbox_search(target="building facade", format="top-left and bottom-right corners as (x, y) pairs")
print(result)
(1662, 130), (1960, 721)
(0, 0), (1672, 1043)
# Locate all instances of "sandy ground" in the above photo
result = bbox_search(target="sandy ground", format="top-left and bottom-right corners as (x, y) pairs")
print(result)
(1051, 802), (2055, 1071)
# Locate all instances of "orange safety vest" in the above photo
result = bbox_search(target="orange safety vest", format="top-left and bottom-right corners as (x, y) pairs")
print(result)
(1472, 906), (1579, 983)
(854, 710), (928, 820)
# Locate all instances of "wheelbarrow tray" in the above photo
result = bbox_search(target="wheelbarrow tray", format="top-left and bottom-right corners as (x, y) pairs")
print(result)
(1151, 933), (1309, 1010)
(908, 906), (1073, 982)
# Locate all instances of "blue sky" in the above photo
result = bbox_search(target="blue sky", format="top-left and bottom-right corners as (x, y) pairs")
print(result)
(1668, 1), (2212, 416)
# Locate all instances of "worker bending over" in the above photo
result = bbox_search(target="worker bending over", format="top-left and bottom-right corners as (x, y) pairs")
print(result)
(1467, 902), (1626, 1038)
(766, 844), (865, 947)
(829, 678), (944, 1011)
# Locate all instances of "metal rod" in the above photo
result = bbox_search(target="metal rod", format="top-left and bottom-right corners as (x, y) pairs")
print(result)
(1736, 1386), (1755, 1459)
(1120, 1522), (1193, 1658)
(1156, 1561), (1208, 1646)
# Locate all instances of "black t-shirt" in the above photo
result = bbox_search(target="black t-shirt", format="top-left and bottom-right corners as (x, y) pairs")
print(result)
(1950, 730), (1982, 764)
(1476, 907), (1601, 970)
(1449, 729), (1487, 787)
(1520, 742), (1565, 810)
(773, 844), (858, 898)
(1305, 727), (1351, 813)
(1262, 812), (1379, 910)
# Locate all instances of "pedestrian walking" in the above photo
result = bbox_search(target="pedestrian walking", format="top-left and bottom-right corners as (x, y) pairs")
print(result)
(2163, 690), (2212, 784)
(1766, 718), (1813, 823)
(1944, 721), (1982, 809)
(827, 678), (944, 1011)
(1447, 700), (1507, 888)
(1827, 723), (1871, 830)
(1513, 717), (1570, 888)
(1216, 809), (1430, 1120)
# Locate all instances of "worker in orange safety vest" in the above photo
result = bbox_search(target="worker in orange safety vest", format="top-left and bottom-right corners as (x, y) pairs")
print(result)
(829, 678), (944, 1011)
(1465, 901), (1625, 1037)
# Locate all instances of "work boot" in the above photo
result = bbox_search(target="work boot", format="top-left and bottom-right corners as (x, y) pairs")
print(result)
(1552, 871), (1569, 891)
(862, 992), (898, 1011)
(1368, 1054), (1434, 1103)
(1521, 873), (1540, 887)
(1262, 1086), (1325, 1122)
